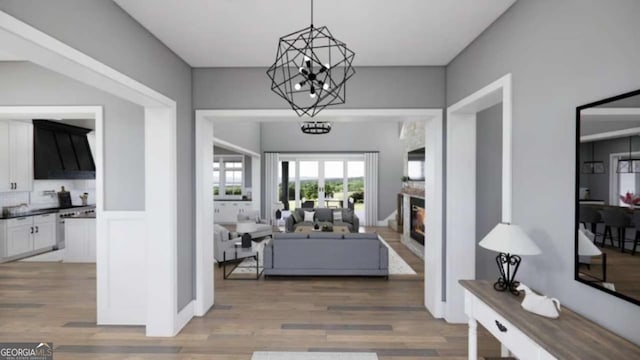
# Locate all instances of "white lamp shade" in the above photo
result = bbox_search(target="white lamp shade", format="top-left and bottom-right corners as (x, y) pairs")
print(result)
(479, 222), (541, 255)
(578, 228), (602, 256)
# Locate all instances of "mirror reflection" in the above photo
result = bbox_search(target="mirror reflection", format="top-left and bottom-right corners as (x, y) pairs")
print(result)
(577, 90), (640, 304)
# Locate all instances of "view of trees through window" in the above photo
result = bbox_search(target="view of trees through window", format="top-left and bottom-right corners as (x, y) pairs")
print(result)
(278, 159), (365, 212)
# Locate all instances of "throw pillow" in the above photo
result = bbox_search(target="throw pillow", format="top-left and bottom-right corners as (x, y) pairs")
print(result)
(304, 211), (315, 222)
(291, 211), (302, 223)
(333, 210), (343, 222)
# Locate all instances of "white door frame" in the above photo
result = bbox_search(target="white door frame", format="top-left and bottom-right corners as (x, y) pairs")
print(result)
(0, 12), (183, 336)
(445, 74), (513, 323)
(195, 108), (445, 319)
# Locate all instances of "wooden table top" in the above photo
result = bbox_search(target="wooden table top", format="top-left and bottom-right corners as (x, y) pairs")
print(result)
(295, 225), (350, 234)
(460, 280), (640, 359)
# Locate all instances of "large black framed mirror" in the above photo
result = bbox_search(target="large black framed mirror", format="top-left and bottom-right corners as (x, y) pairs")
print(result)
(576, 88), (640, 306)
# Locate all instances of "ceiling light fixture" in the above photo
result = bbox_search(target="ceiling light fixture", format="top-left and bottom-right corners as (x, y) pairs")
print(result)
(300, 121), (332, 135)
(616, 136), (640, 173)
(266, 0), (355, 119)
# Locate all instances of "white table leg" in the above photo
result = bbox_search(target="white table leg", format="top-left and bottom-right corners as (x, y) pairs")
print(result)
(468, 318), (478, 360)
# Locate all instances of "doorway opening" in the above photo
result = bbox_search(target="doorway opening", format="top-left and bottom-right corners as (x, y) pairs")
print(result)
(195, 109), (444, 319)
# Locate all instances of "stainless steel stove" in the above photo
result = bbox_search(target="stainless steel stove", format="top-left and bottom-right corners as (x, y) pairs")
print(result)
(56, 205), (96, 249)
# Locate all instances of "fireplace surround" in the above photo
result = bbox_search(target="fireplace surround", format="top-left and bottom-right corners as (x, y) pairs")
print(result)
(410, 197), (425, 245)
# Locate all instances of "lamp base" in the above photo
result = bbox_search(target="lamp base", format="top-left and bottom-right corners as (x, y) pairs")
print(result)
(493, 252), (522, 296)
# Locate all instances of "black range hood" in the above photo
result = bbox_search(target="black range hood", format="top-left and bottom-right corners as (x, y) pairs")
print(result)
(33, 120), (95, 179)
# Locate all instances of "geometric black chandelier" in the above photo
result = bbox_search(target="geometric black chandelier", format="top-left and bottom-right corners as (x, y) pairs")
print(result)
(266, 0), (355, 121)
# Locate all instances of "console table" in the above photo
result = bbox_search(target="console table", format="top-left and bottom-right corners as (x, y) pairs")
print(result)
(460, 280), (640, 360)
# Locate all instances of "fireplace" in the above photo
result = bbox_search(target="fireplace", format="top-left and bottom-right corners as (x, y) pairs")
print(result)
(410, 197), (425, 245)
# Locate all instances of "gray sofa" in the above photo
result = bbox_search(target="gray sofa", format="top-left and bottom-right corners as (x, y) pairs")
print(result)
(285, 208), (359, 233)
(263, 232), (388, 277)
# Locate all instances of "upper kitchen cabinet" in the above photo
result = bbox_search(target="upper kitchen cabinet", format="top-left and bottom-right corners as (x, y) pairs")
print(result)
(33, 120), (95, 179)
(0, 121), (34, 192)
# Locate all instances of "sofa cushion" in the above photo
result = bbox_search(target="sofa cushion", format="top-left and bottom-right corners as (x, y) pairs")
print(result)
(214, 224), (230, 242)
(333, 221), (353, 232)
(333, 210), (343, 222)
(291, 211), (303, 223)
(275, 233), (308, 239)
(339, 209), (355, 224)
(315, 208), (333, 222)
(344, 232), (379, 240)
(309, 232), (344, 239)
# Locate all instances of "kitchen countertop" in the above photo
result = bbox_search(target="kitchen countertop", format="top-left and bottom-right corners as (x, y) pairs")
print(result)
(0, 205), (95, 220)
(66, 213), (96, 219)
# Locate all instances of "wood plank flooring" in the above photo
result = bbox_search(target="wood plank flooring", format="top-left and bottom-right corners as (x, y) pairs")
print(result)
(0, 226), (501, 359)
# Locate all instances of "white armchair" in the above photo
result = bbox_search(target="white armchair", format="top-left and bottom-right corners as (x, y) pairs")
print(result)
(237, 210), (272, 240)
(214, 224), (240, 264)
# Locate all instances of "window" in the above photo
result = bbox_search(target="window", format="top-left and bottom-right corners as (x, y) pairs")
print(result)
(213, 156), (244, 197)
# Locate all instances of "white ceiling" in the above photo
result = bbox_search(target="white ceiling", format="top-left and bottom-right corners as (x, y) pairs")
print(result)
(114, 0), (516, 67)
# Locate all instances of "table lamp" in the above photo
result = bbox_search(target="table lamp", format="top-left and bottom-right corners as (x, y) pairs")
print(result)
(479, 222), (541, 295)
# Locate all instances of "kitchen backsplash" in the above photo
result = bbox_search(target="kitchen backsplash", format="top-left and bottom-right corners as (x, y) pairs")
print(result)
(0, 180), (96, 210)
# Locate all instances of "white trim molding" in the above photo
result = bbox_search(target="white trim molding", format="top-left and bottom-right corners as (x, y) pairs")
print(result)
(445, 73), (513, 323)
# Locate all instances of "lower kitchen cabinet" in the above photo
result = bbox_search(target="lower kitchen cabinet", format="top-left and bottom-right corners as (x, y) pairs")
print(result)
(33, 214), (56, 250)
(6, 220), (33, 257)
(1, 213), (57, 260)
(64, 218), (96, 263)
(214, 201), (254, 223)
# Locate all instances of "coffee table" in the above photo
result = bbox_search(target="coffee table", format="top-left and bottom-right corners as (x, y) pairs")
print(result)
(222, 240), (266, 280)
(294, 225), (350, 234)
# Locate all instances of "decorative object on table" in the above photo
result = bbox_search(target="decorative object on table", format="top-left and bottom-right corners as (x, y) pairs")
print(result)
(616, 136), (640, 173)
(241, 233), (252, 248)
(619, 191), (640, 208)
(479, 222), (541, 295)
(266, 0), (355, 119)
(581, 141), (605, 174)
(79, 192), (89, 206)
(515, 284), (561, 319)
(57, 186), (72, 208)
(321, 223), (333, 232)
(272, 202), (284, 225)
(313, 223), (320, 231)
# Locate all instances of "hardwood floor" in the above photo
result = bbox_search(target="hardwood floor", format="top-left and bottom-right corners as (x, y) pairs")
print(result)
(0, 226), (500, 359)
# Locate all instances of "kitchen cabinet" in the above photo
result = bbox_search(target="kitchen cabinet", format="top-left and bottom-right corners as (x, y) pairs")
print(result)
(0, 121), (33, 192)
(214, 201), (254, 223)
(64, 218), (96, 263)
(33, 214), (56, 250)
(6, 219), (33, 257)
(0, 213), (57, 261)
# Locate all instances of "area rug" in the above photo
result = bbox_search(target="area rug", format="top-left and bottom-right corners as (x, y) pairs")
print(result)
(251, 352), (378, 360)
(230, 234), (416, 276)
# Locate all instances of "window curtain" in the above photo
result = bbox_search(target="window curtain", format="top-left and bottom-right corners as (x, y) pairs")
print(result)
(264, 152), (279, 224)
(364, 152), (379, 226)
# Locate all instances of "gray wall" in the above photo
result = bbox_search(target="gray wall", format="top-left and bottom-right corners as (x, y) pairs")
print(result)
(0, 0), (196, 311)
(213, 121), (261, 154)
(193, 66), (446, 109)
(447, 0), (640, 343)
(0, 61), (144, 210)
(261, 121), (405, 220)
(475, 103), (502, 281)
